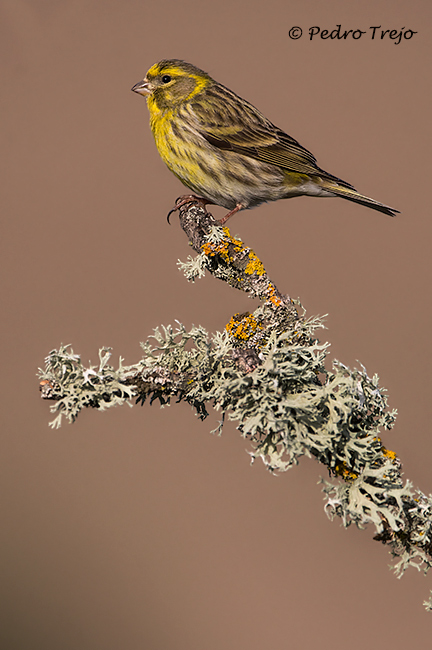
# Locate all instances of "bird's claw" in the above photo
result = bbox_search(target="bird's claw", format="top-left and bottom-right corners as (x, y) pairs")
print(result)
(166, 195), (211, 223)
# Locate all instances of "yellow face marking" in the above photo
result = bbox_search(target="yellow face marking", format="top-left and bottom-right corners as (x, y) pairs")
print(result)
(146, 62), (161, 77)
(183, 73), (209, 99)
(146, 63), (210, 102)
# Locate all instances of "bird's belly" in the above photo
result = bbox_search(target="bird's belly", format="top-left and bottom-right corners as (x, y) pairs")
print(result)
(152, 117), (288, 209)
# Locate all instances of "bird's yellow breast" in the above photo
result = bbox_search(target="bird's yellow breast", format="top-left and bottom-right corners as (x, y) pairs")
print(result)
(146, 98), (208, 191)
(147, 100), (174, 165)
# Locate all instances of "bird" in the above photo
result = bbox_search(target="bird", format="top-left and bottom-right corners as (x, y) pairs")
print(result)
(132, 59), (398, 224)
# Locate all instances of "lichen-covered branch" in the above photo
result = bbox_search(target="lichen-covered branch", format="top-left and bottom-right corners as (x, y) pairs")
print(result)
(38, 199), (432, 609)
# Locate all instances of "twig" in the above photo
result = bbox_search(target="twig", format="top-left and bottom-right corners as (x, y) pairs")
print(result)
(38, 200), (432, 609)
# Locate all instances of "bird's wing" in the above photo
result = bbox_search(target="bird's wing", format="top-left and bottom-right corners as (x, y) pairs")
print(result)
(190, 89), (321, 177)
(190, 87), (352, 186)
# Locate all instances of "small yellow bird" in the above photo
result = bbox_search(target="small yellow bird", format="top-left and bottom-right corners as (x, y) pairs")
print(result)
(132, 60), (398, 223)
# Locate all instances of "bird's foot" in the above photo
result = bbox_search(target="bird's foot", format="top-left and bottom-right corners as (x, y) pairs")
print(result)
(167, 195), (213, 223)
(218, 203), (244, 226)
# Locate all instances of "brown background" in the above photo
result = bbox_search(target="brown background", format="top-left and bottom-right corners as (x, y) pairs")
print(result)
(1, 0), (431, 648)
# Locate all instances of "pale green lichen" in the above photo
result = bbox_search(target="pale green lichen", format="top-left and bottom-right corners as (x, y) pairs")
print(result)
(177, 253), (208, 281)
(39, 221), (432, 610)
(424, 591), (432, 611)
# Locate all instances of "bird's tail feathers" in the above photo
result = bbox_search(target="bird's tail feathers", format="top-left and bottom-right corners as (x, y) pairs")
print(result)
(323, 182), (399, 217)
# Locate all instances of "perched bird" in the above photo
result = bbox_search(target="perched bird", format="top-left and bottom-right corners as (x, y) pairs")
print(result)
(132, 60), (398, 223)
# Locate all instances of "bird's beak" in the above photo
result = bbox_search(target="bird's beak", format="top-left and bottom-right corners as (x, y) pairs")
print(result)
(131, 79), (151, 96)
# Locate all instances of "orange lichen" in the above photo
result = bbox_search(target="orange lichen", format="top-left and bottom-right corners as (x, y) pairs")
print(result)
(222, 227), (244, 251)
(334, 462), (358, 481)
(381, 446), (397, 461)
(226, 312), (263, 342)
(201, 229), (245, 263)
(245, 251), (266, 276)
(201, 230), (269, 282)
(201, 239), (232, 263)
(266, 283), (282, 307)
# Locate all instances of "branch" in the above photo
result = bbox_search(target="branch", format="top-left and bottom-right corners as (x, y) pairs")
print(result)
(38, 199), (432, 609)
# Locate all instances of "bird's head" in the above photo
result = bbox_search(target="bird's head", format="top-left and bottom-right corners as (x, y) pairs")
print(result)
(132, 60), (212, 110)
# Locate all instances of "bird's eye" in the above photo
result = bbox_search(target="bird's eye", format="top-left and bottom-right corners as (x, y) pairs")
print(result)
(161, 75), (171, 84)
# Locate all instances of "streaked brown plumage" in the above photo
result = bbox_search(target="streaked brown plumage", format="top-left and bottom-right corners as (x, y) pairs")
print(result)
(132, 60), (398, 223)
